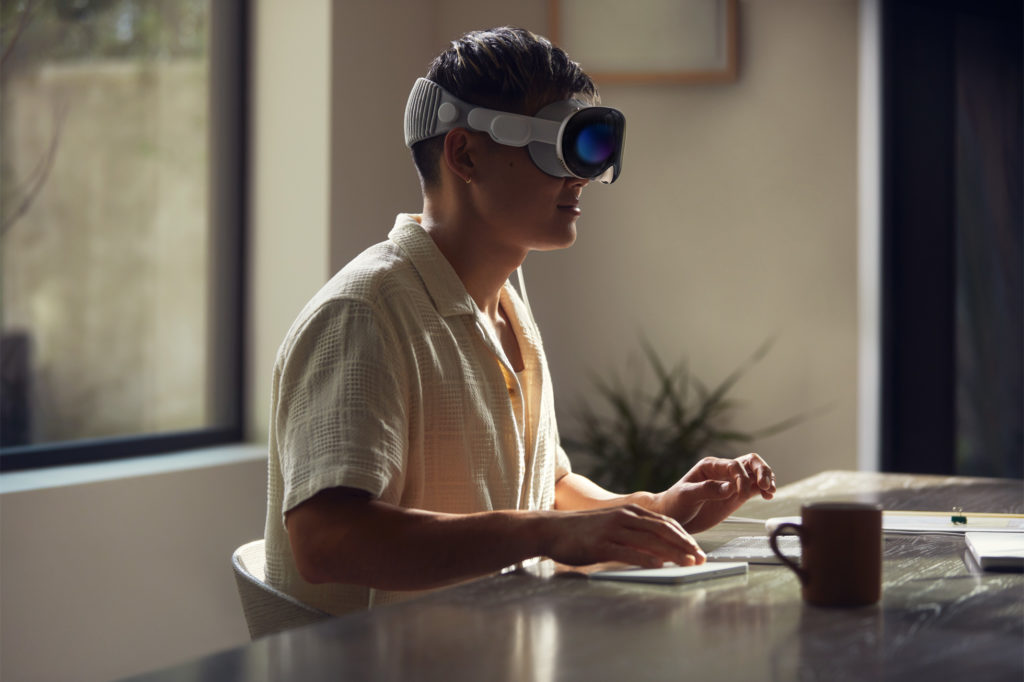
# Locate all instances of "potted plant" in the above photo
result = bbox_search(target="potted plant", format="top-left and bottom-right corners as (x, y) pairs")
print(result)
(562, 337), (814, 493)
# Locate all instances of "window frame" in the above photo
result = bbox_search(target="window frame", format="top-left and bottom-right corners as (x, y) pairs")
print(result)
(0, 0), (249, 473)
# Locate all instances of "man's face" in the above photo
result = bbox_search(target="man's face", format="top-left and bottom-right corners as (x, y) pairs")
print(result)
(469, 134), (590, 254)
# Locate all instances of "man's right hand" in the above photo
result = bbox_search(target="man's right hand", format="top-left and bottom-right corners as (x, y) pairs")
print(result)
(538, 504), (706, 569)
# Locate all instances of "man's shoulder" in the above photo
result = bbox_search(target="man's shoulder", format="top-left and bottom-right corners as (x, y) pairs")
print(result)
(324, 238), (414, 303)
(275, 239), (422, 358)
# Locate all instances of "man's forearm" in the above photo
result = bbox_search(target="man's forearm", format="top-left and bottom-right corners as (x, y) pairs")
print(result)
(554, 472), (660, 513)
(288, 491), (554, 591)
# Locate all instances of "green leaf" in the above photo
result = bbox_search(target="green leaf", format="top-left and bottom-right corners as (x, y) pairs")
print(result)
(565, 335), (815, 494)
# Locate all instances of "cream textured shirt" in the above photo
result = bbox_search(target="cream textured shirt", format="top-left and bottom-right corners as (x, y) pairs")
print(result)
(264, 214), (572, 614)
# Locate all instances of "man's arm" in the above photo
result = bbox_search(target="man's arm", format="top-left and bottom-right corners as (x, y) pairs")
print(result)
(285, 486), (707, 591)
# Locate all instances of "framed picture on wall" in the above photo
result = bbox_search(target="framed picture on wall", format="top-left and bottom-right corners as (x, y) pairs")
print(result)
(548, 0), (738, 83)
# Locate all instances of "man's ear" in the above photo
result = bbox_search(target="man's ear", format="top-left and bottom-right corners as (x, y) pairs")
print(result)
(441, 128), (477, 185)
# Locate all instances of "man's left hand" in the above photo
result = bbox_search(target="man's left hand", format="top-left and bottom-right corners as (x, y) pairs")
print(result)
(654, 454), (776, 534)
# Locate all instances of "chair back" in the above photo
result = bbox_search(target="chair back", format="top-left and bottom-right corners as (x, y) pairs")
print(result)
(232, 539), (330, 639)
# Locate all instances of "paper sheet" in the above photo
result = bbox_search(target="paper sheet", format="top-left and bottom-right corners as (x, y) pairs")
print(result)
(766, 511), (1024, 536)
(965, 532), (1024, 570)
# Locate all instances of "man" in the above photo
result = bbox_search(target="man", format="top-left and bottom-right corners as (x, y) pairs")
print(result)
(265, 27), (776, 615)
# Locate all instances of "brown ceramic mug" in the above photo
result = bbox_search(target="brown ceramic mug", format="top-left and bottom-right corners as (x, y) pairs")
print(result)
(769, 501), (883, 607)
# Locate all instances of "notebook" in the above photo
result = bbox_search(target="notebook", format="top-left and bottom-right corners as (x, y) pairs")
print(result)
(964, 532), (1024, 571)
(707, 535), (801, 564)
(589, 561), (747, 584)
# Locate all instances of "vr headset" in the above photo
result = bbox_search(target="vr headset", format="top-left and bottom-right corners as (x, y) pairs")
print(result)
(404, 77), (625, 184)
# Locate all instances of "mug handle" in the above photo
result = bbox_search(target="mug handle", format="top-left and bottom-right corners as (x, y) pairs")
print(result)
(769, 522), (808, 585)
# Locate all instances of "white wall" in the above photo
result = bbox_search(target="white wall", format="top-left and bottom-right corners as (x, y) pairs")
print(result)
(247, 0), (332, 441)
(327, 0), (438, 272)
(0, 449), (266, 682)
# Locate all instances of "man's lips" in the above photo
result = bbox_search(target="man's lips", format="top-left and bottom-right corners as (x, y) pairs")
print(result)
(557, 199), (581, 214)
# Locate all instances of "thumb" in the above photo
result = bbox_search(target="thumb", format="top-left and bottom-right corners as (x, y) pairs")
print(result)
(688, 479), (734, 500)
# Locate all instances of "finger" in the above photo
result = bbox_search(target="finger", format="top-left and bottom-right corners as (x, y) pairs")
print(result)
(617, 531), (706, 567)
(683, 456), (728, 484)
(682, 478), (736, 501)
(619, 505), (698, 545)
(607, 543), (701, 569)
(613, 531), (705, 568)
(695, 456), (736, 479)
(740, 453), (776, 492)
(604, 544), (668, 569)
(618, 508), (706, 563)
(699, 457), (756, 495)
(727, 457), (753, 490)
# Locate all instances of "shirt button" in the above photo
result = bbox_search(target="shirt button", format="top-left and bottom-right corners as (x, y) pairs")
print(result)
(508, 386), (516, 396)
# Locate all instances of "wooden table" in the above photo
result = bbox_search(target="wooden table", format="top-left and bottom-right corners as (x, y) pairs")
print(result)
(125, 471), (1024, 681)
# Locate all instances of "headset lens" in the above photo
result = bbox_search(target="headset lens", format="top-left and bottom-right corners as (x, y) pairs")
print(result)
(576, 124), (616, 164)
(562, 108), (624, 181)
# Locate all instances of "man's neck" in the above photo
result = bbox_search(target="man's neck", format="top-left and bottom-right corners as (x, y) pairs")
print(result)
(418, 199), (526, 320)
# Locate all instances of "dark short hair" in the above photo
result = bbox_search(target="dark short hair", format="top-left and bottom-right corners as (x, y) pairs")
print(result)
(411, 27), (599, 189)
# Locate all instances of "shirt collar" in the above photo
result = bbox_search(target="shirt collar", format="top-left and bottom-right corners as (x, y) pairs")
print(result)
(388, 214), (477, 317)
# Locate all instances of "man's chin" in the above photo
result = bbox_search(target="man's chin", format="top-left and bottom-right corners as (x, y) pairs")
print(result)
(535, 225), (578, 251)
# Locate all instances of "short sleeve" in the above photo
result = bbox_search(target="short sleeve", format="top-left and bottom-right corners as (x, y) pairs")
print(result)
(275, 298), (407, 517)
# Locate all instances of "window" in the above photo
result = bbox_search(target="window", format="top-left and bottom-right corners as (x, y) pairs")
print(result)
(881, 0), (1022, 477)
(0, 0), (246, 470)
